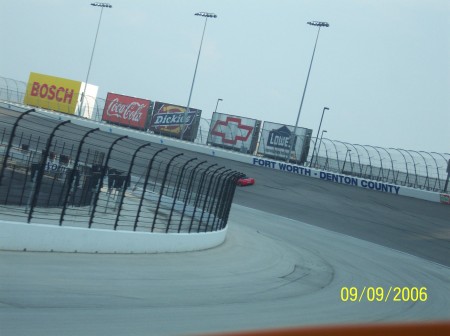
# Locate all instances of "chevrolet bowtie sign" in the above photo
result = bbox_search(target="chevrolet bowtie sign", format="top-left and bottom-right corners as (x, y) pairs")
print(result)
(210, 116), (253, 145)
(207, 112), (261, 154)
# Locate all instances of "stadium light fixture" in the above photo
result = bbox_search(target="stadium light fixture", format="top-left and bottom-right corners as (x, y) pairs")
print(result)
(78, 2), (112, 116)
(195, 12), (217, 18)
(214, 98), (223, 113)
(307, 21), (330, 27)
(342, 149), (351, 173)
(180, 12), (217, 140)
(314, 129), (327, 168)
(310, 106), (330, 167)
(286, 21), (329, 162)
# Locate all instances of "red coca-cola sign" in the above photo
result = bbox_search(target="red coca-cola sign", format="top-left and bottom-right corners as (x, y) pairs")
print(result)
(102, 92), (151, 129)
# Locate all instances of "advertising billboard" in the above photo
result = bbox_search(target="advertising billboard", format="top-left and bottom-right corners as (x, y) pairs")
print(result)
(207, 112), (261, 154)
(102, 92), (152, 130)
(24, 72), (82, 115)
(258, 121), (312, 164)
(148, 102), (201, 142)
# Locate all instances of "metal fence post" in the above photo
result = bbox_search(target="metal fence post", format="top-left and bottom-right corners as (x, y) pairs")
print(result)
(0, 108), (34, 187)
(445, 159), (450, 192)
(134, 148), (167, 231)
(431, 152), (449, 191)
(220, 173), (240, 229)
(167, 158), (197, 229)
(59, 128), (99, 225)
(212, 170), (236, 231)
(422, 152), (440, 191)
(198, 166), (225, 232)
(28, 120), (71, 223)
(404, 149), (418, 188)
(188, 164), (217, 233)
(204, 168), (230, 232)
(177, 160), (207, 233)
(391, 148), (409, 185)
(113, 143), (152, 230)
(88, 135), (127, 228)
(151, 153), (183, 232)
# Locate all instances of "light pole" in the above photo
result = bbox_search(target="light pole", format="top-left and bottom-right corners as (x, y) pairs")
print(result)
(342, 149), (351, 173)
(444, 159), (450, 192)
(214, 98), (223, 113)
(286, 21), (329, 163)
(310, 106), (329, 167)
(78, 2), (112, 117)
(314, 130), (327, 168)
(180, 12), (217, 140)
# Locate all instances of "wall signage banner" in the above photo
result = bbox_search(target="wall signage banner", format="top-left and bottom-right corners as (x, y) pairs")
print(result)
(266, 125), (297, 149)
(148, 102), (201, 141)
(102, 92), (151, 130)
(258, 121), (312, 164)
(207, 112), (261, 154)
(24, 72), (82, 115)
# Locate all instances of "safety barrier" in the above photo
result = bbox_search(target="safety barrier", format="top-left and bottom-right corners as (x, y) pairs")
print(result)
(0, 107), (242, 233)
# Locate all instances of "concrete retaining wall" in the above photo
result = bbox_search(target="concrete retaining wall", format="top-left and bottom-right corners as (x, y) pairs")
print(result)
(0, 220), (227, 253)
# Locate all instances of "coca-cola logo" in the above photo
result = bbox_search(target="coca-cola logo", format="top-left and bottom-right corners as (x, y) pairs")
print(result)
(102, 93), (151, 129)
(106, 97), (145, 122)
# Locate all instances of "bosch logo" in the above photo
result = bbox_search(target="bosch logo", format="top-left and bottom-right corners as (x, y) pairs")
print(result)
(211, 117), (254, 145)
(30, 81), (74, 104)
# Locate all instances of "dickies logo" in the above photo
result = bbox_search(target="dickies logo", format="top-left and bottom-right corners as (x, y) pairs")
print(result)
(210, 117), (254, 145)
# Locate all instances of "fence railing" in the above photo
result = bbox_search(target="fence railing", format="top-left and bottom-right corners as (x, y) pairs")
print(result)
(301, 138), (449, 192)
(193, 120), (448, 192)
(1, 76), (448, 192)
(0, 107), (242, 232)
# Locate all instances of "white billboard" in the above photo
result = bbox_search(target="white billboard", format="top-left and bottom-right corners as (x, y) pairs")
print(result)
(258, 121), (312, 164)
(207, 112), (261, 154)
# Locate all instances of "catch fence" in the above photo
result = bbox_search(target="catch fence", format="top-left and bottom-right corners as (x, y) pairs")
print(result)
(0, 106), (241, 232)
(304, 138), (449, 191)
(195, 121), (449, 192)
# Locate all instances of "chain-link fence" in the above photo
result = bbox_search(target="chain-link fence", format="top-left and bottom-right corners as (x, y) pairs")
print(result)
(194, 118), (448, 193)
(0, 106), (241, 232)
(1, 76), (448, 192)
(305, 138), (449, 192)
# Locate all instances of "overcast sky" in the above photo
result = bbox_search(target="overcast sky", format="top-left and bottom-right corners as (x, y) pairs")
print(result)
(1, 0), (449, 153)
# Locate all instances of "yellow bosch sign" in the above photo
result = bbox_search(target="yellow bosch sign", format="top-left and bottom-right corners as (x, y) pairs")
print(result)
(24, 72), (82, 115)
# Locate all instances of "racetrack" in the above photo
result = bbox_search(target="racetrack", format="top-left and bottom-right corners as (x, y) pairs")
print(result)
(1, 203), (449, 336)
(1, 109), (450, 335)
(183, 149), (450, 267)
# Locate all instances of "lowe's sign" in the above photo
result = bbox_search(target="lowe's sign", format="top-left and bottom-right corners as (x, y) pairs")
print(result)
(266, 125), (296, 149)
(258, 121), (312, 165)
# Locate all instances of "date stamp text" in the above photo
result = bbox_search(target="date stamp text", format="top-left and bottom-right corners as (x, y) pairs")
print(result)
(340, 286), (428, 302)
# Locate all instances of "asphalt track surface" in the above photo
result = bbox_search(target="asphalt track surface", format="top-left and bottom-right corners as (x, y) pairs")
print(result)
(1, 110), (450, 335)
(186, 152), (450, 268)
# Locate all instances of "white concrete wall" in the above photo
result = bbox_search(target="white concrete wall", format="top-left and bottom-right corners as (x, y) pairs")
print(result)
(0, 220), (227, 253)
(249, 157), (448, 204)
